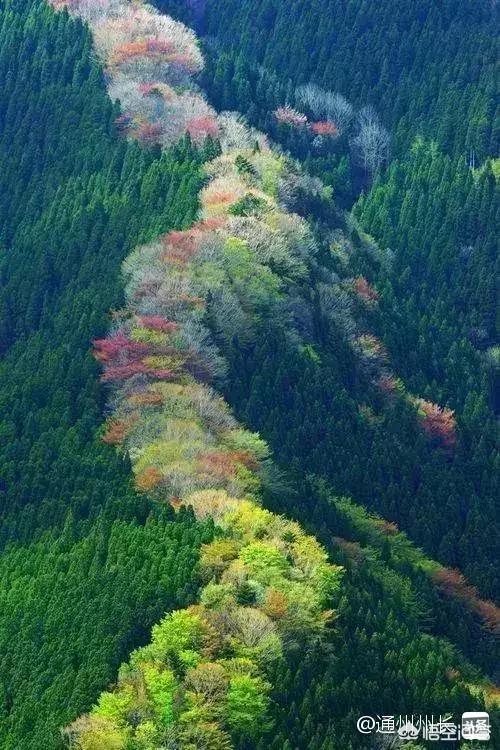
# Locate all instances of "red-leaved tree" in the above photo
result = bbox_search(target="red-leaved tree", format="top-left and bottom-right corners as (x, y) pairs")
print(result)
(310, 120), (338, 137)
(415, 399), (457, 450)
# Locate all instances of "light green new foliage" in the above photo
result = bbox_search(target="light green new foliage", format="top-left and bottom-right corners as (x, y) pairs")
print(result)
(68, 716), (129, 750)
(148, 609), (206, 660)
(221, 235), (283, 303)
(133, 721), (161, 750)
(142, 664), (177, 724)
(253, 150), (286, 198)
(225, 673), (271, 736)
(240, 541), (290, 584)
(93, 688), (135, 727)
(224, 429), (269, 459)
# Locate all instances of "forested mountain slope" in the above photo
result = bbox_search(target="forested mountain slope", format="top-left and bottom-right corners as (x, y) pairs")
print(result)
(201, 0), (498, 159)
(51, 0), (498, 748)
(0, 0), (498, 748)
(58, 1), (497, 740)
(159, 0), (500, 602)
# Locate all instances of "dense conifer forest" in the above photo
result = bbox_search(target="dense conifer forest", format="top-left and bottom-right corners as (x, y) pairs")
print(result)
(0, 2), (210, 746)
(0, 0), (498, 748)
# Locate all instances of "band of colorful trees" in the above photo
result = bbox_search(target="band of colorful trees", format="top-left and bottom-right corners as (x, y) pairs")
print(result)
(53, 1), (472, 746)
